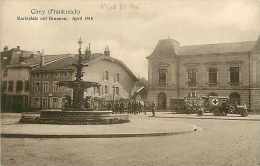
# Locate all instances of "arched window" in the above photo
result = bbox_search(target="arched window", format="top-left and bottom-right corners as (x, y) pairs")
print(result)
(116, 73), (120, 82)
(105, 71), (109, 80)
(229, 92), (240, 105)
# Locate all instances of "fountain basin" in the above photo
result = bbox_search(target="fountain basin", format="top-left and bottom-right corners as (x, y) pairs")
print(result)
(20, 110), (129, 125)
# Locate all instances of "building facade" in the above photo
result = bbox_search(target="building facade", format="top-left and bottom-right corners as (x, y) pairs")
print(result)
(1, 46), (71, 112)
(147, 37), (260, 112)
(30, 48), (137, 110)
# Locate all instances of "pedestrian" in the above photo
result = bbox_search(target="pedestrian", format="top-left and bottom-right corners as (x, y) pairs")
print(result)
(133, 101), (137, 114)
(127, 101), (131, 114)
(120, 101), (124, 113)
(151, 102), (156, 117)
(143, 102), (146, 115)
(138, 101), (142, 114)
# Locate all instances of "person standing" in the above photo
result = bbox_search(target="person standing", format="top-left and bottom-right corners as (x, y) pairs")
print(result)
(151, 102), (156, 117)
(120, 102), (124, 114)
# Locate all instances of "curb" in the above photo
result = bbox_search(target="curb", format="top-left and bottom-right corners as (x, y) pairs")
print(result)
(156, 116), (260, 121)
(0, 130), (196, 139)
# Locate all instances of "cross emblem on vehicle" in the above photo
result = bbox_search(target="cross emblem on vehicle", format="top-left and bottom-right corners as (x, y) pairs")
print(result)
(212, 98), (219, 105)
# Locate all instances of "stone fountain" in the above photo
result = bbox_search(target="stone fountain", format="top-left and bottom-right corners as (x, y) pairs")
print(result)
(23, 38), (129, 125)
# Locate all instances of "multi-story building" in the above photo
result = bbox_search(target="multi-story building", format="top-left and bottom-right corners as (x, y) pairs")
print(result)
(1, 47), (71, 112)
(147, 36), (260, 112)
(30, 47), (138, 110)
(1, 46), (39, 68)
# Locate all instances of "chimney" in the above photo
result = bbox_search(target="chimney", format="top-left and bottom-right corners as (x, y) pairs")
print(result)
(104, 46), (110, 56)
(3, 46), (8, 52)
(40, 50), (45, 66)
(17, 46), (20, 50)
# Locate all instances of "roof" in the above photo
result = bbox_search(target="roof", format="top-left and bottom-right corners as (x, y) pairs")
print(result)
(32, 56), (76, 71)
(7, 54), (72, 68)
(33, 53), (102, 71)
(32, 53), (138, 81)
(147, 38), (257, 58)
(178, 41), (256, 56)
(149, 38), (180, 58)
(253, 36), (260, 52)
(91, 55), (138, 81)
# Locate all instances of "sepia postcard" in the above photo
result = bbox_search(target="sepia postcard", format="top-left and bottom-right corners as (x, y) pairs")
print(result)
(1, 0), (260, 166)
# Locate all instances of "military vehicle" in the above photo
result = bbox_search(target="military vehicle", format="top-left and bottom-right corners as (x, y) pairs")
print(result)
(175, 95), (248, 117)
(201, 96), (248, 117)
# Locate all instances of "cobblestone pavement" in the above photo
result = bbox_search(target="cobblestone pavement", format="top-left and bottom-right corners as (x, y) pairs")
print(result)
(1, 113), (260, 166)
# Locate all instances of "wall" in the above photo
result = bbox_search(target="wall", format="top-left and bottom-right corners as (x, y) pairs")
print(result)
(82, 58), (136, 99)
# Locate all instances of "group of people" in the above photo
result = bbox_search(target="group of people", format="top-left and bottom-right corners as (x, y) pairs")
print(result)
(63, 96), (156, 116)
(107, 100), (145, 114)
(108, 100), (156, 117)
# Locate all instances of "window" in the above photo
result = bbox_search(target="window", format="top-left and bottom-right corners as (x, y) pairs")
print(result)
(159, 69), (167, 87)
(188, 69), (197, 87)
(116, 73), (120, 82)
(53, 81), (59, 92)
(34, 81), (41, 92)
(32, 97), (40, 108)
(105, 85), (108, 94)
(105, 71), (109, 80)
(93, 87), (96, 95)
(3, 69), (8, 77)
(2, 81), (7, 91)
(115, 87), (119, 95)
(36, 73), (40, 79)
(41, 98), (48, 109)
(208, 68), (217, 85)
(25, 80), (30, 91)
(8, 81), (14, 92)
(97, 87), (101, 96)
(230, 66), (239, 85)
(16, 80), (23, 92)
(42, 81), (49, 93)
(52, 97), (59, 108)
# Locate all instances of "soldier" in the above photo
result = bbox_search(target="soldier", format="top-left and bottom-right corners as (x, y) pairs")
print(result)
(115, 101), (120, 114)
(134, 101), (138, 114)
(127, 101), (131, 114)
(151, 102), (156, 117)
(143, 102), (147, 115)
(138, 101), (142, 114)
(120, 101), (124, 113)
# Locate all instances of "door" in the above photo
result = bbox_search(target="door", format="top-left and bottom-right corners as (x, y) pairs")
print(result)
(158, 92), (167, 109)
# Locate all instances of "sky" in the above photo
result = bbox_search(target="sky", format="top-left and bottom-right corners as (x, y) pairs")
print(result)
(1, 0), (260, 78)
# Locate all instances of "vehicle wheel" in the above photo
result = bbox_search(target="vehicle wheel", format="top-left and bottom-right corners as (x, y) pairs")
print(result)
(213, 107), (220, 116)
(241, 109), (248, 117)
(229, 105), (236, 114)
(222, 111), (227, 116)
(197, 109), (203, 116)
